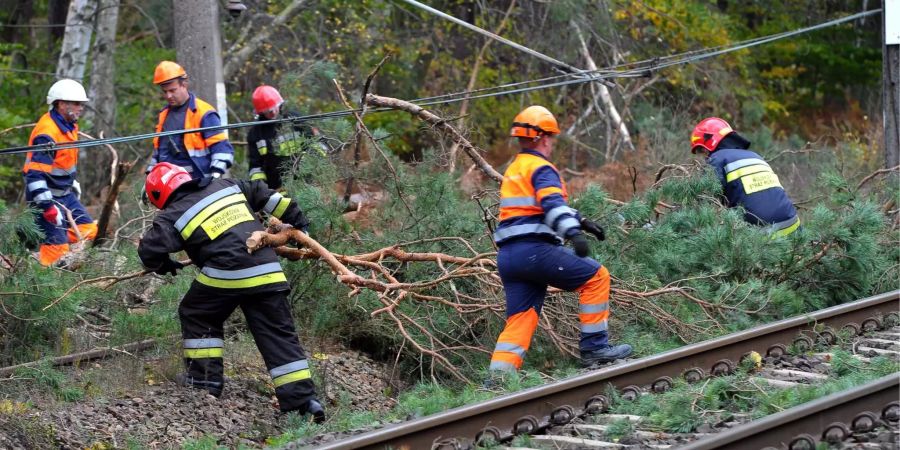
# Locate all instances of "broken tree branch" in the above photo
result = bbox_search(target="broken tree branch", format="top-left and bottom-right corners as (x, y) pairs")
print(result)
(365, 94), (503, 182)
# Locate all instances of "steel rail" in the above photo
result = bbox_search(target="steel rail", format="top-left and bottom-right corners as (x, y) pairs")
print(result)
(681, 373), (900, 449)
(309, 290), (899, 450)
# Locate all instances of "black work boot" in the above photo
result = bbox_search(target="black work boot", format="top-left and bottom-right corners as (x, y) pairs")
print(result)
(580, 344), (633, 367)
(306, 399), (326, 424)
(175, 373), (223, 397)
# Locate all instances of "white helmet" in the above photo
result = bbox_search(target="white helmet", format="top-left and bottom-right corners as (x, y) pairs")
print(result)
(46, 79), (89, 105)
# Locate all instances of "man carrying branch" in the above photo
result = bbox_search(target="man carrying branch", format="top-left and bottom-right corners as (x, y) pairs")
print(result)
(137, 163), (324, 422)
(488, 106), (632, 375)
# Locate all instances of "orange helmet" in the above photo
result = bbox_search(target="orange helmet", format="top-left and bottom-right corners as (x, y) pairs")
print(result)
(153, 61), (187, 85)
(510, 105), (560, 138)
(252, 85), (284, 114)
(145, 162), (193, 209)
(690, 117), (734, 154)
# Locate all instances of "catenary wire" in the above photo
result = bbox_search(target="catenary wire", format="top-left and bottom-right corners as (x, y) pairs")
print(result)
(0, 8), (881, 156)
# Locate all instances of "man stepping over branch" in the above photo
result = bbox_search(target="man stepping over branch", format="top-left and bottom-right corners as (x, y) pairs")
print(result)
(488, 106), (632, 376)
(138, 163), (324, 422)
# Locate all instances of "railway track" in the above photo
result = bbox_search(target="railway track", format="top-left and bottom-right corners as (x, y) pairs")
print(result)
(303, 290), (899, 450)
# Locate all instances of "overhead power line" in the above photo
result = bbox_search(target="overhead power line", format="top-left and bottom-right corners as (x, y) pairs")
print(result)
(0, 8), (881, 157)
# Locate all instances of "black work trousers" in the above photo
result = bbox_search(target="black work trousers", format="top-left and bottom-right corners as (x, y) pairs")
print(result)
(178, 283), (317, 412)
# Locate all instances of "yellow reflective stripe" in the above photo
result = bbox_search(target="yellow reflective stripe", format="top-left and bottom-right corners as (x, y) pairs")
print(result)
(725, 165), (771, 183)
(771, 218), (801, 238)
(535, 186), (563, 201)
(273, 369), (311, 387)
(180, 193), (245, 239)
(250, 172), (267, 181)
(184, 348), (223, 359)
(195, 271), (287, 289)
(272, 197), (290, 218)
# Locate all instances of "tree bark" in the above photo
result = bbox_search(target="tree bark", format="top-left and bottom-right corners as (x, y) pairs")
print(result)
(55, 0), (97, 81)
(85, 0), (119, 137)
(48, 0), (72, 42)
(174, 0), (226, 122)
(571, 22), (635, 157)
(223, 0), (308, 80)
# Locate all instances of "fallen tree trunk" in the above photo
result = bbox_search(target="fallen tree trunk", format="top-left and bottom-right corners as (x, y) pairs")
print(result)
(0, 338), (158, 377)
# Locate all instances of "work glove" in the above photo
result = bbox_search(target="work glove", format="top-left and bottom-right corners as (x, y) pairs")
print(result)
(140, 190), (150, 206)
(569, 233), (590, 258)
(72, 180), (82, 200)
(580, 218), (605, 241)
(154, 258), (184, 276)
(211, 171), (222, 179)
(43, 204), (64, 227)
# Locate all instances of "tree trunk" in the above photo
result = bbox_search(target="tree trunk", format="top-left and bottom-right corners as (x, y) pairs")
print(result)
(85, 0), (119, 136)
(55, 0), (98, 81)
(174, 0), (226, 123)
(48, 0), (72, 42)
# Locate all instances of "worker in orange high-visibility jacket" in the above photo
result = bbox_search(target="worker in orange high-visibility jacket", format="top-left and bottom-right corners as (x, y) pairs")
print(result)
(145, 61), (234, 181)
(489, 106), (632, 374)
(23, 79), (98, 266)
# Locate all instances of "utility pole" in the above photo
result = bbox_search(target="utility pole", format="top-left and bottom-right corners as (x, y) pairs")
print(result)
(173, 0), (228, 125)
(885, 0), (899, 168)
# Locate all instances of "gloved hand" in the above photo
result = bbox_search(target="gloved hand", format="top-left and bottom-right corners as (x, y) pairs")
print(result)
(211, 170), (222, 179)
(569, 233), (590, 258)
(141, 190), (150, 206)
(72, 180), (82, 200)
(43, 204), (64, 227)
(580, 218), (605, 241)
(154, 258), (184, 276)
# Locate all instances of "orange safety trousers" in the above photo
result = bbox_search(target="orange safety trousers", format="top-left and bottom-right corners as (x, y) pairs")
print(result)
(39, 222), (97, 266)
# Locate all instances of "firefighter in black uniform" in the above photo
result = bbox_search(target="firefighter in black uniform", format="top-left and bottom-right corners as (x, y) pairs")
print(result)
(138, 162), (325, 422)
(247, 85), (322, 190)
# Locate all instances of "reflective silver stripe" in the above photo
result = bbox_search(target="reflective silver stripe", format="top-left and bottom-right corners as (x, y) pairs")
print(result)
(544, 206), (577, 228)
(50, 168), (75, 176)
(248, 168), (264, 176)
(187, 148), (210, 157)
(33, 191), (53, 202)
(581, 322), (608, 333)
(183, 338), (224, 349)
(180, 165), (194, 173)
(27, 181), (48, 193)
(174, 185), (241, 231)
(492, 223), (559, 242)
(493, 342), (526, 358)
(580, 303), (609, 314)
(724, 158), (770, 173)
(555, 217), (580, 236)
(269, 360), (310, 379)
(499, 196), (537, 207)
(200, 262), (282, 280)
(212, 153), (234, 163)
(50, 188), (71, 196)
(489, 361), (517, 372)
(771, 215), (799, 231)
(210, 160), (228, 172)
(263, 193), (284, 215)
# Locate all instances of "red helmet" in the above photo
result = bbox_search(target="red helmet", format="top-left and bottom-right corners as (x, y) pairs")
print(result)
(252, 85), (284, 114)
(145, 162), (192, 209)
(690, 117), (734, 154)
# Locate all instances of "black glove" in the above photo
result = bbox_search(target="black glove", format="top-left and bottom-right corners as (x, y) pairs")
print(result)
(581, 218), (606, 241)
(154, 258), (184, 276)
(141, 190), (149, 206)
(569, 233), (590, 258)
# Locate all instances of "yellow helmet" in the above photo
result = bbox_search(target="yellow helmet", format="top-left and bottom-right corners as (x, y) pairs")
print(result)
(510, 105), (560, 138)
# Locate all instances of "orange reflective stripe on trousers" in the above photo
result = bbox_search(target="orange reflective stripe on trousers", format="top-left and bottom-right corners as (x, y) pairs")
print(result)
(489, 308), (539, 372)
(575, 266), (610, 334)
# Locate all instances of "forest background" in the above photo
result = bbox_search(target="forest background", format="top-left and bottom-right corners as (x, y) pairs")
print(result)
(0, 0), (897, 447)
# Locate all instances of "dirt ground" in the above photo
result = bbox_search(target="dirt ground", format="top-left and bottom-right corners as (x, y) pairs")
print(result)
(0, 340), (397, 449)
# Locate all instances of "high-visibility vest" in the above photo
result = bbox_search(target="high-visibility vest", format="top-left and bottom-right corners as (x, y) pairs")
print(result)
(493, 152), (570, 244)
(24, 112), (78, 178)
(153, 96), (227, 154)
